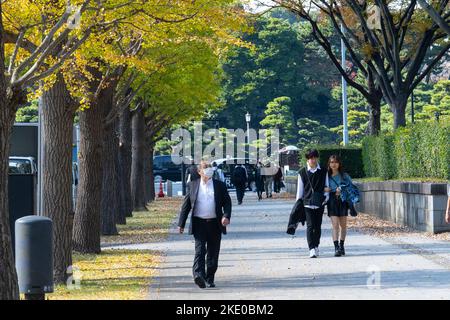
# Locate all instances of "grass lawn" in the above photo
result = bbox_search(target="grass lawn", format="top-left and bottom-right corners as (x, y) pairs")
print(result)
(48, 197), (182, 300)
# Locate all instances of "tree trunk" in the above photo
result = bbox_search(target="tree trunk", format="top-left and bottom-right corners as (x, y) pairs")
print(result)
(101, 89), (119, 235)
(146, 142), (155, 203)
(0, 96), (19, 300)
(118, 106), (133, 218)
(72, 84), (104, 254)
(392, 99), (407, 129)
(131, 106), (146, 211)
(41, 72), (74, 284)
(367, 97), (381, 136)
(143, 138), (150, 203)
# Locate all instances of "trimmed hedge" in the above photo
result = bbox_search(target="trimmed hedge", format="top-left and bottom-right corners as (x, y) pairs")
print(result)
(362, 121), (450, 180)
(300, 145), (364, 178)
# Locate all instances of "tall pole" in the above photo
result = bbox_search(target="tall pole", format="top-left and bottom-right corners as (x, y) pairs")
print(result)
(246, 122), (250, 163)
(341, 23), (349, 146)
(37, 96), (43, 216)
(411, 91), (415, 124)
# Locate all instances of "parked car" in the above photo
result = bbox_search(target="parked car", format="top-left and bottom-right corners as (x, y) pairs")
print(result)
(153, 155), (190, 182)
(8, 156), (37, 175)
(213, 158), (257, 191)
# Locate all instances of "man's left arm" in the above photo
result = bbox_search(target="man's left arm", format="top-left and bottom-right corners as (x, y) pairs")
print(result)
(222, 184), (232, 220)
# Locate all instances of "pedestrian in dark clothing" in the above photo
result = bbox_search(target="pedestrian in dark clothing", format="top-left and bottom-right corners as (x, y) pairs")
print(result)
(296, 149), (329, 258)
(273, 166), (283, 193)
(255, 162), (265, 201)
(231, 164), (247, 205)
(263, 163), (274, 198)
(178, 160), (232, 289)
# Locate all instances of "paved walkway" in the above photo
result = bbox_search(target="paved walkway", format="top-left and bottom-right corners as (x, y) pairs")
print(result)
(111, 192), (450, 299)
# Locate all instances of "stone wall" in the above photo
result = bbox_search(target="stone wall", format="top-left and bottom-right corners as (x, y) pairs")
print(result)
(354, 181), (449, 234)
(285, 178), (449, 234)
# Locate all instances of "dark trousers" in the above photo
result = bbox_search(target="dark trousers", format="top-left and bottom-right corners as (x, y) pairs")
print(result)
(192, 217), (222, 283)
(235, 184), (246, 203)
(305, 207), (324, 249)
(274, 180), (282, 193)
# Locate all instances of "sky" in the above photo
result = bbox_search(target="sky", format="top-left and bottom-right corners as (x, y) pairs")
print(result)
(247, 0), (274, 12)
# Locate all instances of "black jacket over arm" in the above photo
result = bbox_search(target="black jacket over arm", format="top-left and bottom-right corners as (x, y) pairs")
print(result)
(286, 199), (306, 235)
(178, 179), (232, 235)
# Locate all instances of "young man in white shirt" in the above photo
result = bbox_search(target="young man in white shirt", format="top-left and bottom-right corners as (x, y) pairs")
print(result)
(296, 149), (329, 258)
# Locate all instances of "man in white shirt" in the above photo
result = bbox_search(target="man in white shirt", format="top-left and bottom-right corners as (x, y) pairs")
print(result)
(178, 161), (232, 288)
(296, 149), (329, 258)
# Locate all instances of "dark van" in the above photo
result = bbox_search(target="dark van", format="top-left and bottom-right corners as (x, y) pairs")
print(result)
(153, 155), (186, 182)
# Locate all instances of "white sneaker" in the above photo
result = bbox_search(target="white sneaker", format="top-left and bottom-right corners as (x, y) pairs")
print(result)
(315, 247), (320, 257)
(309, 248), (317, 258)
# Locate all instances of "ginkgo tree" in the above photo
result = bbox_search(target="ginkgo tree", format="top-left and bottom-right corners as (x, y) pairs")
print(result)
(0, 0), (107, 300)
(0, 0), (249, 299)
(71, 1), (249, 255)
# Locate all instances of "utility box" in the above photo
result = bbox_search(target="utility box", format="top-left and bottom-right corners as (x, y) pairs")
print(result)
(15, 216), (53, 299)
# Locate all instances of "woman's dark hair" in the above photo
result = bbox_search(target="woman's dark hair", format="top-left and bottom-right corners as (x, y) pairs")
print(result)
(327, 154), (344, 177)
(305, 149), (319, 159)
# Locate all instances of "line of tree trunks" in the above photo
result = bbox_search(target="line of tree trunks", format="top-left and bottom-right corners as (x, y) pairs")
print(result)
(72, 72), (104, 254)
(40, 72), (76, 283)
(131, 104), (147, 211)
(118, 105), (133, 218)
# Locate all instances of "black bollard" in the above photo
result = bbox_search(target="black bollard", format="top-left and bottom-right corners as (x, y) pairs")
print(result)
(15, 216), (54, 300)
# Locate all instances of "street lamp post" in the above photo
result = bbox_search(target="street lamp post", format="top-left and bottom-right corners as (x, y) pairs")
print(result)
(245, 112), (251, 163)
(341, 23), (349, 146)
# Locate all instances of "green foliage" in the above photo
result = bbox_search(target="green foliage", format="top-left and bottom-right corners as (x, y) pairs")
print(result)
(416, 80), (450, 121)
(299, 145), (364, 178)
(330, 76), (369, 144)
(260, 96), (296, 145)
(217, 12), (340, 131)
(15, 100), (38, 123)
(297, 118), (338, 149)
(362, 121), (450, 180)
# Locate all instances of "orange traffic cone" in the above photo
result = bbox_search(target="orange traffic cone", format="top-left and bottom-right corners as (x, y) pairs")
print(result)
(158, 180), (165, 198)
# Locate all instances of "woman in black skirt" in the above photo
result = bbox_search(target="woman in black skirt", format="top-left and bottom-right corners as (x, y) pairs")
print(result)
(325, 155), (353, 257)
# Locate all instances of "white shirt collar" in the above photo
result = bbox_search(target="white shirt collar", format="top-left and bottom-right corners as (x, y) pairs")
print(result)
(306, 162), (321, 172)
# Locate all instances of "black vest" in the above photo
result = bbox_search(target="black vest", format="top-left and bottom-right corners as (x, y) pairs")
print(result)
(299, 167), (327, 206)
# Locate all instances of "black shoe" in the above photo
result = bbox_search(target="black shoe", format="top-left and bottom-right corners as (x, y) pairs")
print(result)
(339, 244), (345, 256)
(334, 247), (342, 257)
(207, 282), (216, 288)
(194, 276), (206, 288)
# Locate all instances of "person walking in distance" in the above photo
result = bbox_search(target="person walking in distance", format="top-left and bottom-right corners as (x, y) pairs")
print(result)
(263, 162), (274, 198)
(325, 155), (354, 257)
(178, 161), (232, 288)
(232, 164), (248, 205)
(296, 149), (329, 258)
(212, 161), (225, 183)
(273, 165), (283, 193)
(255, 162), (265, 201)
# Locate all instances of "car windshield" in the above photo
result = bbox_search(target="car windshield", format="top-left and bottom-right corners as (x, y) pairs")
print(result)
(9, 159), (32, 174)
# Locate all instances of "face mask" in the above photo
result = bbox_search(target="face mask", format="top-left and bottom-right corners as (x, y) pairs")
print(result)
(203, 168), (214, 178)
